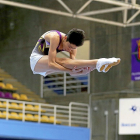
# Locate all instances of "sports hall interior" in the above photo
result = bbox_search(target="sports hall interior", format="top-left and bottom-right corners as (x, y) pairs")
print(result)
(0, 0), (140, 140)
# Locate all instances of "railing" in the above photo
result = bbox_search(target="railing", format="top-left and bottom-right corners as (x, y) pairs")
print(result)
(0, 98), (90, 128)
(69, 102), (90, 128)
(41, 72), (90, 97)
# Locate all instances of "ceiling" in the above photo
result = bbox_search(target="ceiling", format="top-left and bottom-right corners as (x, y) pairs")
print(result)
(0, 0), (140, 27)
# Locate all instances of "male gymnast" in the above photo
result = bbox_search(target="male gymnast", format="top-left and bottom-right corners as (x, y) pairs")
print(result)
(30, 28), (120, 76)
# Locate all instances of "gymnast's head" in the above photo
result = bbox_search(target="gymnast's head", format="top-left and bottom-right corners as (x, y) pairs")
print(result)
(66, 28), (85, 47)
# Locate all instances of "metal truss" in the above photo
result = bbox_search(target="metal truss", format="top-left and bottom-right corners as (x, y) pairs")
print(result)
(0, 0), (140, 27)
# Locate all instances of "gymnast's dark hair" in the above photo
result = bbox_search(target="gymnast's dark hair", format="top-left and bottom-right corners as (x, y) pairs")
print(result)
(66, 28), (85, 46)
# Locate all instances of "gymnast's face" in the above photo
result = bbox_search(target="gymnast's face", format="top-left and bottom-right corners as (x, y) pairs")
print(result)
(63, 36), (77, 52)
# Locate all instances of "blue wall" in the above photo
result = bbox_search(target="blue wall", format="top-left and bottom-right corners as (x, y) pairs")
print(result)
(0, 119), (90, 140)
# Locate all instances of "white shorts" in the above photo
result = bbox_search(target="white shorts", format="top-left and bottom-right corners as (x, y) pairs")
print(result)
(30, 53), (47, 77)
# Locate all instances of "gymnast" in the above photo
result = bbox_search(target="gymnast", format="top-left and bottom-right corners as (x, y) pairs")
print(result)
(30, 28), (120, 76)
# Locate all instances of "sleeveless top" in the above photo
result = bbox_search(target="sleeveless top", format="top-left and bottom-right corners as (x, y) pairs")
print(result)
(32, 30), (64, 55)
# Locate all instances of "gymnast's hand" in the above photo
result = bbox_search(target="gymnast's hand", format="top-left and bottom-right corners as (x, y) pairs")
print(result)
(70, 67), (91, 76)
(72, 66), (83, 73)
(82, 67), (91, 75)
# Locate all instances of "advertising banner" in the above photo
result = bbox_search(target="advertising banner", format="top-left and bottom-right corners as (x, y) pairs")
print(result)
(119, 98), (140, 135)
(131, 38), (140, 81)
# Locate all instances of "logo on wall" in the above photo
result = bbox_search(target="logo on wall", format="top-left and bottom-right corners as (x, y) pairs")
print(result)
(136, 40), (140, 61)
(130, 105), (137, 112)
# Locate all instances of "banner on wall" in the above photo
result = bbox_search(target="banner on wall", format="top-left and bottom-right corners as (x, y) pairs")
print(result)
(119, 98), (140, 135)
(131, 38), (140, 81)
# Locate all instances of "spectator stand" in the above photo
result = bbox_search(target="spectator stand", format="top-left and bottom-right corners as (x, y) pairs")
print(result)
(0, 98), (90, 128)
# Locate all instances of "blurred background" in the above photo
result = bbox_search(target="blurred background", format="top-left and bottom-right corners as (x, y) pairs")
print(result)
(0, 0), (140, 140)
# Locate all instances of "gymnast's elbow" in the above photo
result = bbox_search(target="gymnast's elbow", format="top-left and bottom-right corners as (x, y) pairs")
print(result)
(48, 62), (56, 70)
(48, 62), (54, 69)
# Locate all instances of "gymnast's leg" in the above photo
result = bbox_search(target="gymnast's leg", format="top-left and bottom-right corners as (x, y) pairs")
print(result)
(34, 56), (120, 74)
(55, 57), (97, 70)
(55, 57), (121, 72)
(34, 56), (98, 73)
